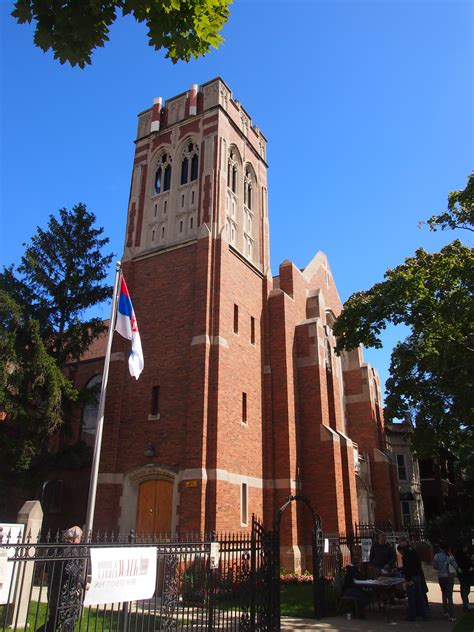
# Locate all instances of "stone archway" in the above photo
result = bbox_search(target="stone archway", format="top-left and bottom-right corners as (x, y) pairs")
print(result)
(118, 464), (178, 536)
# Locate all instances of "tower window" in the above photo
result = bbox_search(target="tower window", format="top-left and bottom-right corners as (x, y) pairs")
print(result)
(163, 164), (172, 191)
(190, 153), (199, 181)
(155, 152), (172, 193)
(190, 217), (194, 229)
(161, 226), (165, 238)
(181, 194), (185, 208)
(180, 142), (199, 185)
(242, 392), (247, 423)
(179, 220), (183, 233)
(250, 317), (255, 345)
(151, 386), (160, 416)
(164, 200), (167, 214)
(181, 157), (189, 185)
(154, 204), (157, 217)
(241, 483), (248, 526)
(191, 190), (195, 204)
(244, 168), (253, 210)
(151, 228), (155, 242)
(233, 304), (239, 334)
(154, 168), (162, 194)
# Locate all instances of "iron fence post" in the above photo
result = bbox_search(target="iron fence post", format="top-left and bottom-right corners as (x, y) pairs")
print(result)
(250, 516), (256, 632)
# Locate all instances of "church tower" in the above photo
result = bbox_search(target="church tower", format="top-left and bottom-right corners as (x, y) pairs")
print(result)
(95, 79), (271, 536)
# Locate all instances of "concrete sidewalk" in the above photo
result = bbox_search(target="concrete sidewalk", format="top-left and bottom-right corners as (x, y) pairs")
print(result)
(281, 580), (469, 631)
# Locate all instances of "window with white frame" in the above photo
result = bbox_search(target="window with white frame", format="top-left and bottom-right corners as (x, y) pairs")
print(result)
(243, 166), (255, 261)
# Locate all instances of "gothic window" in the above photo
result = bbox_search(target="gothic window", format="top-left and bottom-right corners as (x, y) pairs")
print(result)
(155, 168), (162, 194)
(181, 157), (189, 185)
(164, 164), (172, 191)
(244, 168), (253, 210)
(154, 152), (172, 194)
(228, 150), (238, 193)
(180, 141), (199, 185)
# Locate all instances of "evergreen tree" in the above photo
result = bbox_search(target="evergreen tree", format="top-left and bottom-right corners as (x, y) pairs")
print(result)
(0, 203), (113, 478)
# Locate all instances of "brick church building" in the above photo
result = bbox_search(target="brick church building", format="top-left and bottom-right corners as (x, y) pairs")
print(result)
(54, 79), (400, 570)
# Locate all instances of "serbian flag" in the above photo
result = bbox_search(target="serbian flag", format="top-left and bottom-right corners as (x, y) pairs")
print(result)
(115, 276), (144, 379)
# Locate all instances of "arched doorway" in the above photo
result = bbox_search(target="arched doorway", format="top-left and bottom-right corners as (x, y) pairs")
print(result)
(136, 479), (173, 537)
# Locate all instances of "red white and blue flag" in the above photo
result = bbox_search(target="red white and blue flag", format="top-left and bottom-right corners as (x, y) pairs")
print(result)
(115, 276), (144, 379)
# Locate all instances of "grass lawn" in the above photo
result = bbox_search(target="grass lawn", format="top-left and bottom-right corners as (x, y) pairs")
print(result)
(453, 611), (474, 632)
(280, 584), (315, 619)
(2, 602), (168, 632)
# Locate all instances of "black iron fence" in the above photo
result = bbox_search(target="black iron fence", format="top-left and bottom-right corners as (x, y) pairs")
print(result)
(0, 521), (276, 632)
(0, 519), (438, 632)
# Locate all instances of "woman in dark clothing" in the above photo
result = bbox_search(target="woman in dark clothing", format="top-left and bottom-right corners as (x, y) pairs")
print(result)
(342, 555), (371, 618)
(398, 538), (429, 621)
(455, 544), (473, 611)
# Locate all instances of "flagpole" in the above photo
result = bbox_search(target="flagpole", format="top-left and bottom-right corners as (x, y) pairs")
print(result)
(84, 261), (122, 541)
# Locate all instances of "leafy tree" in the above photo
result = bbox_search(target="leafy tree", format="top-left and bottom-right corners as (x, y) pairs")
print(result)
(426, 171), (474, 233)
(333, 178), (474, 472)
(0, 203), (114, 477)
(12, 0), (232, 68)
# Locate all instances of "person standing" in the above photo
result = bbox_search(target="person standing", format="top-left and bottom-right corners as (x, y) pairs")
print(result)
(398, 537), (429, 621)
(454, 543), (473, 611)
(369, 531), (396, 575)
(433, 542), (458, 622)
(37, 526), (85, 632)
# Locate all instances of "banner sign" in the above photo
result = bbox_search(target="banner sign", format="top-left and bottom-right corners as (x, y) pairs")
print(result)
(0, 523), (25, 604)
(209, 543), (220, 569)
(84, 547), (157, 606)
(361, 538), (372, 563)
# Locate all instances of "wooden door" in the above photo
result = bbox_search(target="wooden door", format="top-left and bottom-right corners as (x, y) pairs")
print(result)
(136, 480), (173, 537)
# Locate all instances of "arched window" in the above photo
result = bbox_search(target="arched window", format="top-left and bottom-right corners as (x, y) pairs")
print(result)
(228, 150), (238, 194)
(180, 157), (189, 185)
(180, 141), (199, 185)
(154, 152), (172, 194)
(244, 167), (253, 210)
(81, 375), (102, 443)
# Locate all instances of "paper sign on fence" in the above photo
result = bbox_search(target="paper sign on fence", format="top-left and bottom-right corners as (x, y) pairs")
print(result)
(0, 523), (25, 604)
(361, 538), (372, 563)
(84, 547), (157, 606)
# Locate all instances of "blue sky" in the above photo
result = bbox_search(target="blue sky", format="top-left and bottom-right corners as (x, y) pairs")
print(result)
(1, 0), (472, 393)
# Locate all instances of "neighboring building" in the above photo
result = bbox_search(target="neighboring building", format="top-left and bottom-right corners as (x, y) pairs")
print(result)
(38, 79), (400, 570)
(386, 420), (425, 527)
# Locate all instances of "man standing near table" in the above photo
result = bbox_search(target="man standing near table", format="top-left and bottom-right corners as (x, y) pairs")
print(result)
(369, 531), (396, 575)
(397, 537), (429, 621)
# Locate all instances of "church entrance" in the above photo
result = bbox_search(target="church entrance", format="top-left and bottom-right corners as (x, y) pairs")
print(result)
(136, 479), (173, 537)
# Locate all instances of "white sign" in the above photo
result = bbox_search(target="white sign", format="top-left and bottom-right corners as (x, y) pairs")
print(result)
(84, 547), (157, 606)
(0, 523), (25, 605)
(324, 538), (329, 554)
(209, 543), (220, 569)
(361, 538), (372, 563)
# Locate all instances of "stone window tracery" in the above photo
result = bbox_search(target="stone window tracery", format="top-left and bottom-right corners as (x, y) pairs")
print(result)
(180, 141), (199, 185)
(154, 152), (172, 194)
(226, 148), (240, 246)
